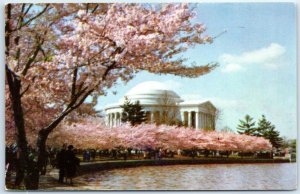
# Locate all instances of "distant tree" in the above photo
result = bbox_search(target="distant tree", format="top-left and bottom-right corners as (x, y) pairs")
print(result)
(263, 128), (282, 149)
(280, 137), (296, 153)
(280, 136), (291, 149)
(121, 97), (147, 126)
(237, 115), (256, 135)
(290, 139), (297, 153)
(157, 91), (180, 126)
(256, 115), (282, 149)
(220, 126), (234, 133)
(65, 96), (102, 123)
(213, 108), (222, 130)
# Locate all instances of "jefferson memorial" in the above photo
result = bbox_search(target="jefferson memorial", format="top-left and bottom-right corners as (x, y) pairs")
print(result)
(104, 81), (216, 130)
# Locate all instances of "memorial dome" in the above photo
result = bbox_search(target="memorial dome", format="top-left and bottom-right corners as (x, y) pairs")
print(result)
(120, 81), (183, 105)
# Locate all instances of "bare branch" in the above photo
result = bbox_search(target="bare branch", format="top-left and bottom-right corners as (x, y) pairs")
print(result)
(91, 5), (99, 13)
(86, 3), (89, 13)
(19, 4), (50, 29)
(20, 76), (36, 97)
(21, 30), (48, 76)
(23, 4), (33, 16)
(70, 68), (78, 101)
(21, 43), (41, 76)
(5, 4), (12, 56)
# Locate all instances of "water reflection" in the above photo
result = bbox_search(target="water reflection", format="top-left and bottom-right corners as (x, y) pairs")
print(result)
(76, 163), (297, 190)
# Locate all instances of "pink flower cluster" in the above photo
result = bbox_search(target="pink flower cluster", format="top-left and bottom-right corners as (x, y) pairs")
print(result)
(48, 117), (272, 152)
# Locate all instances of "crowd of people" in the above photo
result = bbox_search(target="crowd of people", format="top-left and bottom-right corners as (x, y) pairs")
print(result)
(5, 143), (80, 186)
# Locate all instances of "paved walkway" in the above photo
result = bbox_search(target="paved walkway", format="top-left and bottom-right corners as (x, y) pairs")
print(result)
(37, 159), (141, 190)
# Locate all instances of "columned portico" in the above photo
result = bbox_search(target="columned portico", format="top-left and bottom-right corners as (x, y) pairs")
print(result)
(106, 109), (215, 129)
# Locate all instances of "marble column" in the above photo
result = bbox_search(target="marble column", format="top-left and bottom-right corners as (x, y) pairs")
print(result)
(115, 113), (118, 126)
(108, 114), (111, 126)
(108, 114), (111, 127)
(110, 113), (113, 127)
(188, 112), (192, 128)
(151, 112), (155, 123)
(200, 113), (203, 129)
(116, 113), (118, 126)
(195, 112), (199, 129)
(157, 111), (161, 124)
(119, 114), (121, 126)
(203, 113), (206, 129)
(106, 114), (109, 126)
(180, 112), (185, 125)
(120, 112), (122, 125)
(112, 113), (115, 127)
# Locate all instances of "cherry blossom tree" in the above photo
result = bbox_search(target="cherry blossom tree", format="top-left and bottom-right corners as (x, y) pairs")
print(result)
(48, 117), (272, 153)
(6, 3), (218, 189)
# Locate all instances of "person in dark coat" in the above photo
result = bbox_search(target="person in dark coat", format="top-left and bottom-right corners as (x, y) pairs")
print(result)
(56, 143), (67, 183)
(83, 150), (87, 162)
(65, 145), (80, 185)
(91, 149), (96, 161)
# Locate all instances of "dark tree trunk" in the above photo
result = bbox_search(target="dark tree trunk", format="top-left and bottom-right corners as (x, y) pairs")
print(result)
(5, 3), (92, 190)
(6, 4), (28, 188)
(24, 131), (49, 190)
(6, 68), (29, 188)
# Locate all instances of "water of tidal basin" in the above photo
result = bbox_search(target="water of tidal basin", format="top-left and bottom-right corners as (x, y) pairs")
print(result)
(76, 163), (297, 190)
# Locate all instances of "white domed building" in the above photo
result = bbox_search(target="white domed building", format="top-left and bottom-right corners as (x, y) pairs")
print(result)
(104, 81), (217, 130)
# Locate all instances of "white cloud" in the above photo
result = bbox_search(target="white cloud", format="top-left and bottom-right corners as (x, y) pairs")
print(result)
(220, 43), (286, 73)
(221, 63), (244, 73)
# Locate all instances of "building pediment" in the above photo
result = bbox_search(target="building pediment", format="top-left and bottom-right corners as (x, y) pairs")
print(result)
(200, 101), (217, 112)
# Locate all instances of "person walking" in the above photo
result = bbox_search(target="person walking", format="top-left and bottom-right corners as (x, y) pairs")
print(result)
(40, 148), (49, 175)
(65, 145), (80, 185)
(56, 143), (67, 183)
(83, 150), (87, 162)
(91, 149), (96, 161)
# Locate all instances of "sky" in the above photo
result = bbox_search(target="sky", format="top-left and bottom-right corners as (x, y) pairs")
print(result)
(95, 3), (297, 138)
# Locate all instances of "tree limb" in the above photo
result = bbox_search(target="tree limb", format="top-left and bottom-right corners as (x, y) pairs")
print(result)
(19, 4), (50, 29)
(70, 68), (78, 101)
(39, 61), (118, 136)
(21, 43), (41, 76)
(91, 5), (99, 13)
(23, 4), (33, 17)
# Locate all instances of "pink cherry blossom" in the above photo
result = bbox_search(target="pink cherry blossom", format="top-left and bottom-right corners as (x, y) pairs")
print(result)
(47, 117), (272, 152)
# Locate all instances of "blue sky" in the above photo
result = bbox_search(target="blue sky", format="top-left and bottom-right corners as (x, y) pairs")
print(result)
(95, 3), (297, 138)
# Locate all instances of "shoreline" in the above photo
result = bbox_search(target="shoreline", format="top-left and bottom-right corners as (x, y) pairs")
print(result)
(77, 157), (292, 176)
